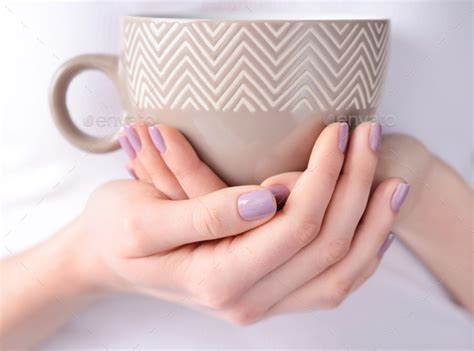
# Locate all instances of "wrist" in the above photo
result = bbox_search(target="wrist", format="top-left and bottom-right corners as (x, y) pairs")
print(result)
(0, 220), (103, 348)
(43, 219), (107, 300)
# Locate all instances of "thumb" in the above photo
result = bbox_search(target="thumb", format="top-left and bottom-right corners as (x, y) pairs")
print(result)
(261, 172), (301, 209)
(135, 186), (278, 255)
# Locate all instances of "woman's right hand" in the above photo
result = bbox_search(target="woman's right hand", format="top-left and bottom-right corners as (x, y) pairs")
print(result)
(76, 176), (281, 298)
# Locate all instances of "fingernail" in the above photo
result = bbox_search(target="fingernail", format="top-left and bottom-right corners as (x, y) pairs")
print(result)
(148, 126), (166, 153)
(369, 122), (382, 152)
(125, 125), (141, 152)
(127, 166), (138, 180)
(118, 135), (136, 160)
(390, 183), (410, 212)
(338, 122), (349, 153)
(378, 233), (396, 257)
(238, 189), (276, 221)
(266, 184), (290, 211)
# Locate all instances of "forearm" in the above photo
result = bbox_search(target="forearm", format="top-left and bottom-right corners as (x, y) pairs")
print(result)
(376, 135), (473, 313)
(0, 221), (100, 349)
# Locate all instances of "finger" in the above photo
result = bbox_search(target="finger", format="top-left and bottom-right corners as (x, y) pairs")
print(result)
(328, 179), (409, 278)
(224, 122), (381, 316)
(126, 161), (151, 183)
(118, 133), (151, 182)
(152, 124), (227, 197)
(283, 122), (347, 225)
(125, 122), (187, 200)
(212, 123), (348, 298)
(267, 178), (410, 314)
(126, 186), (277, 256)
(268, 259), (380, 317)
(305, 122), (381, 264)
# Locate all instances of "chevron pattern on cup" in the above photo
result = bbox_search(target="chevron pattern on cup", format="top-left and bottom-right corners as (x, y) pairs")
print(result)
(122, 20), (389, 112)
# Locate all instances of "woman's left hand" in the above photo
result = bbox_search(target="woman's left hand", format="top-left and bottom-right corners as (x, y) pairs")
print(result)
(122, 121), (408, 323)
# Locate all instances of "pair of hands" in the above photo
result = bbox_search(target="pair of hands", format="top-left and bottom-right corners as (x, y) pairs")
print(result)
(73, 121), (409, 325)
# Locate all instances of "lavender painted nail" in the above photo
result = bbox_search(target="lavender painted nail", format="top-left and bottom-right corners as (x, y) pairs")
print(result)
(148, 126), (166, 153)
(238, 189), (276, 221)
(369, 122), (382, 152)
(338, 122), (349, 153)
(127, 166), (138, 180)
(118, 135), (136, 160)
(390, 183), (410, 212)
(125, 125), (141, 152)
(266, 184), (290, 210)
(378, 233), (396, 257)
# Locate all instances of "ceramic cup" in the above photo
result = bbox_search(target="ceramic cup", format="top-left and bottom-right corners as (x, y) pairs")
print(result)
(50, 16), (389, 185)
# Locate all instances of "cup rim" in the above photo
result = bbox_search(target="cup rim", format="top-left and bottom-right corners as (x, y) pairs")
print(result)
(123, 15), (390, 23)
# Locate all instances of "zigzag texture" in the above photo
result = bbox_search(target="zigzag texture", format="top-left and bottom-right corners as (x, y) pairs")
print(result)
(122, 20), (389, 112)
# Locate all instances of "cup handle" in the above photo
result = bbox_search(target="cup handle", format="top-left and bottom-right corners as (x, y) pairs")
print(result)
(49, 54), (121, 153)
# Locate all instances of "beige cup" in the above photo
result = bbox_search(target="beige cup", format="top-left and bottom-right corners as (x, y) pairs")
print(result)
(50, 16), (389, 185)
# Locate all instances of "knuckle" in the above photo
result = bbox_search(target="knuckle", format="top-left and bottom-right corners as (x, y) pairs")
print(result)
(197, 282), (239, 310)
(362, 261), (379, 281)
(293, 220), (320, 245)
(353, 170), (374, 189)
(324, 280), (352, 309)
(121, 210), (146, 252)
(174, 158), (203, 180)
(193, 199), (223, 239)
(224, 305), (262, 326)
(319, 239), (351, 267)
(308, 165), (340, 186)
(306, 154), (341, 182)
(324, 166), (341, 181)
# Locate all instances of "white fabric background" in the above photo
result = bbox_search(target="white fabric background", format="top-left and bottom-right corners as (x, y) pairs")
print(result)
(0, 1), (472, 349)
